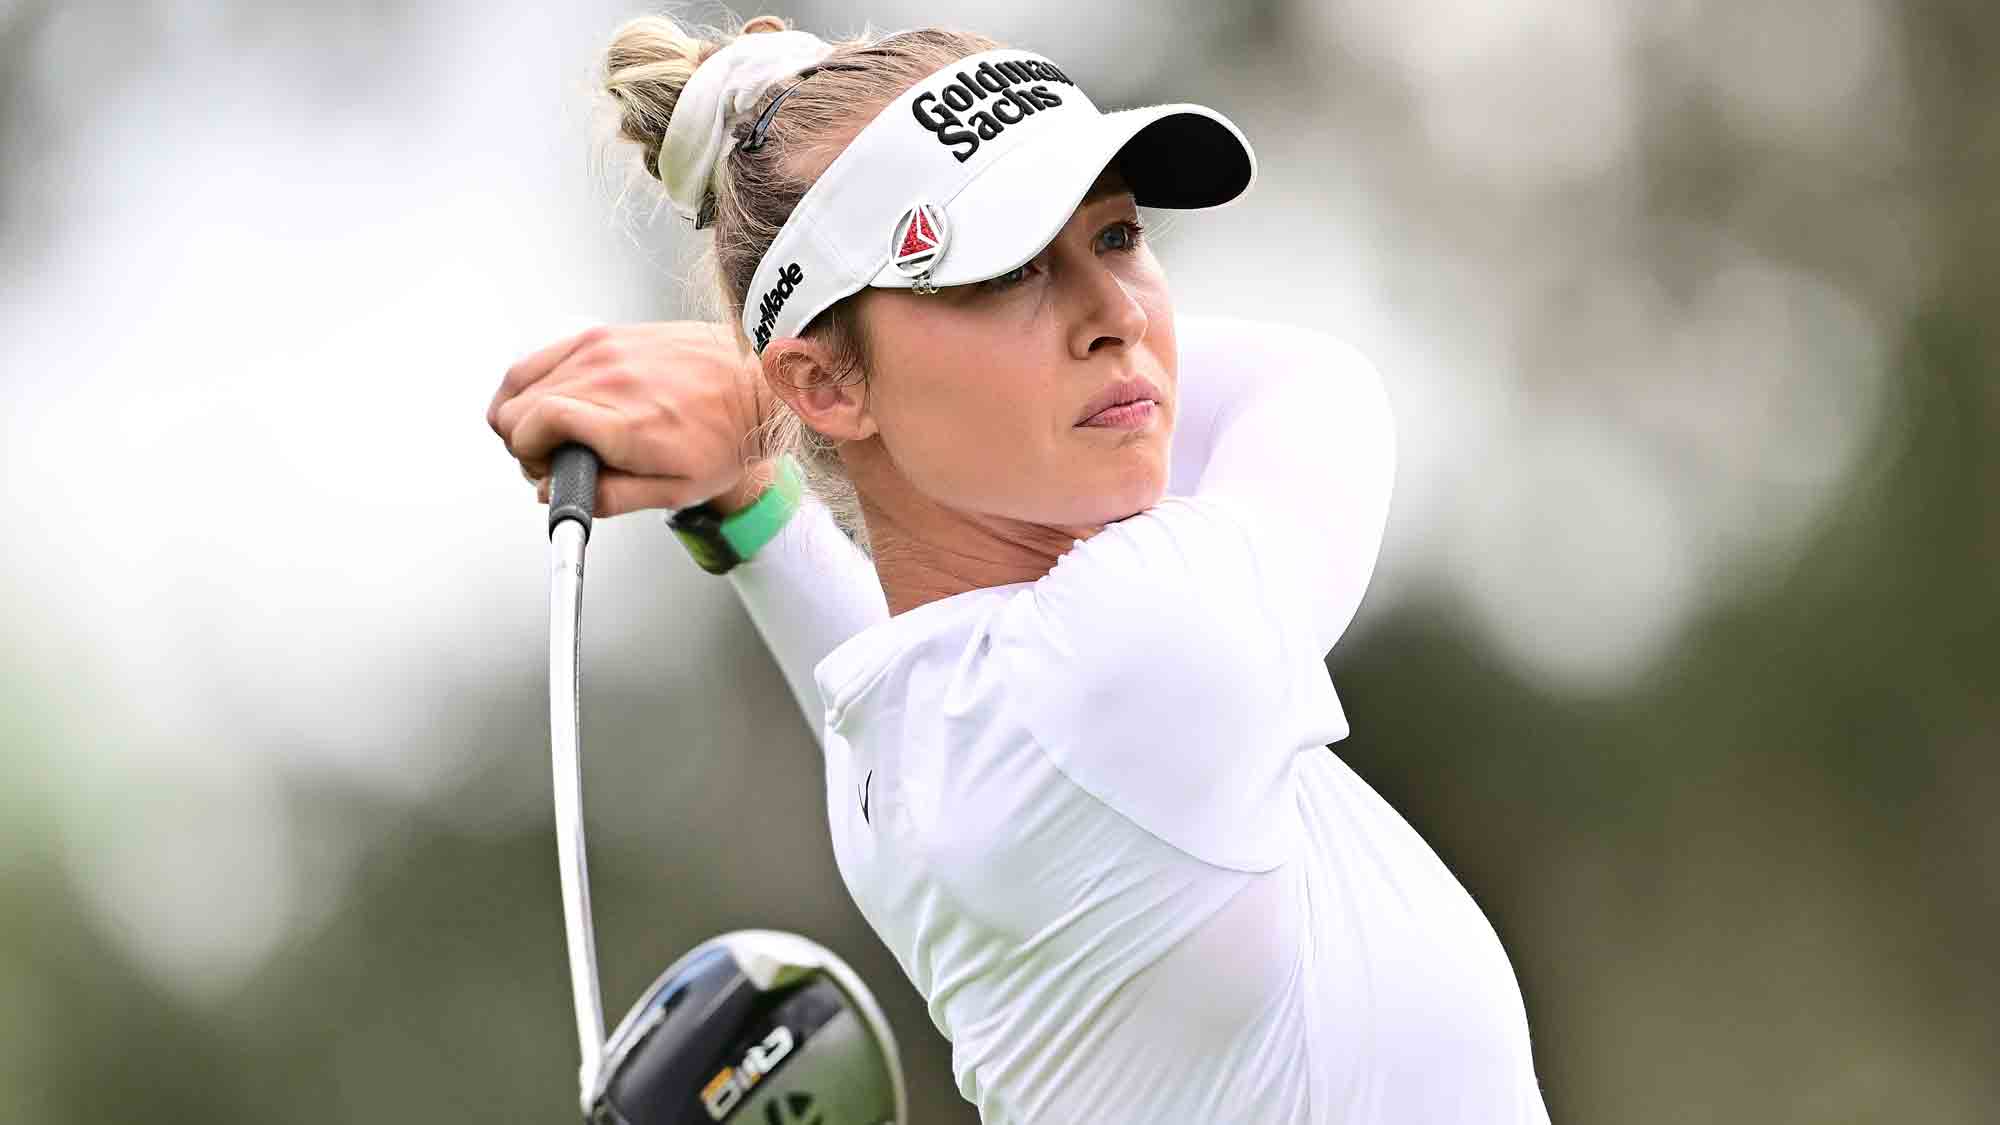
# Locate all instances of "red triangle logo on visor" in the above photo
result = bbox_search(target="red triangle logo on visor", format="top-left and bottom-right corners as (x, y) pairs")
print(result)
(898, 209), (940, 258)
(889, 200), (950, 285)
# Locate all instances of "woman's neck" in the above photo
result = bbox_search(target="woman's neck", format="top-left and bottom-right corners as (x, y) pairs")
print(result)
(859, 490), (1100, 617)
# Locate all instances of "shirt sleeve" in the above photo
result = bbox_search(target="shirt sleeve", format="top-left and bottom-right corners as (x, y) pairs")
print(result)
(722, 491), (888, 751)
(987, 317), (1395, 870)
(1167, 314), (1397, 657)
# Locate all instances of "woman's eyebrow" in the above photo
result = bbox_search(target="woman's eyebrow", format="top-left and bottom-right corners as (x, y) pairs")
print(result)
(1081, 182), (1136, 207)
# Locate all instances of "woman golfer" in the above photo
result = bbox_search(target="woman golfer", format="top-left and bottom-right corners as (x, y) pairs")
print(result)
(489, 13), (1552, 1123)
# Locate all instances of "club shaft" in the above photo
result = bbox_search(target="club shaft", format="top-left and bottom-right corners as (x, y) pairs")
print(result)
(549, 518), (606, 1096)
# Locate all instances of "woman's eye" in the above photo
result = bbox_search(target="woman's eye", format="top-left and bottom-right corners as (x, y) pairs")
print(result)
(983, 264), (1032, 291)
(978, 219), (1148, 293)
(1101, 218), (1147, 252)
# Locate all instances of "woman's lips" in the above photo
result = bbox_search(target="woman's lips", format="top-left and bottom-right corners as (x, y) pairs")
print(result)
(1077, 399), (1158, 429)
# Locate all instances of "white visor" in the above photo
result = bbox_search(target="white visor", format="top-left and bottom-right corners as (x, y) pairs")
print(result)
(741, 46), (1257, 354)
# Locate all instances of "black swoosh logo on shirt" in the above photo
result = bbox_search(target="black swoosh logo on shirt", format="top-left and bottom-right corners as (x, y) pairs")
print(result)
(859, 770), (873, 825)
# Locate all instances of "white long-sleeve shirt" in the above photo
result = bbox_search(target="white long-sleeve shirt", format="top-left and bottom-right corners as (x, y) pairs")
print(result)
(721, 314), (1551, 1123)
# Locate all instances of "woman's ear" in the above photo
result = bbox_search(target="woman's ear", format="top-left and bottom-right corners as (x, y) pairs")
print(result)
(761, 335), (877, 441)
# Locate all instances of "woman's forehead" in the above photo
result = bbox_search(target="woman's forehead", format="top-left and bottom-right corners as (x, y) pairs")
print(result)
(1066, 175), (1137, 228)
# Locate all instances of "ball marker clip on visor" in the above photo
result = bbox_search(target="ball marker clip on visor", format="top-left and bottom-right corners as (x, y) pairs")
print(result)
(741, 46), (1258, 354)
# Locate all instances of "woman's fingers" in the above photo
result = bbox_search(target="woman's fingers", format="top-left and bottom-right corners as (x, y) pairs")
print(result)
(488, 325), (604, 440)
(597, 468), (707, 516)
(535, 466), (706, 517)
(494, 319), (755, 517)
(508, 393), (633, 467)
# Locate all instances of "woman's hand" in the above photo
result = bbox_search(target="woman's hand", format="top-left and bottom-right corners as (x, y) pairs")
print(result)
(488, 321), (777, 517)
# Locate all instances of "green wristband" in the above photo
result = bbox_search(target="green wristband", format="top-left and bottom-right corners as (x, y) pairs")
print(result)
(720, 452), (803, 561)
(668, 453), (804, 575)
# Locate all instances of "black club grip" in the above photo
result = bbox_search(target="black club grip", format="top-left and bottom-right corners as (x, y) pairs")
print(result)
(547, 443), (601, 539)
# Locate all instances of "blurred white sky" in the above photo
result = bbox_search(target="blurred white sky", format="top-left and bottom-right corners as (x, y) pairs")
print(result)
(0, 0), (1916, 1001)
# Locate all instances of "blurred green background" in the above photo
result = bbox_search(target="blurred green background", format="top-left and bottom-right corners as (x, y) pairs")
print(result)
(2, 0), (1993, 1121)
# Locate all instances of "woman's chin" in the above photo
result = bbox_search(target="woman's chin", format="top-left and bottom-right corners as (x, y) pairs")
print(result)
(1083, 476), (1169, 526)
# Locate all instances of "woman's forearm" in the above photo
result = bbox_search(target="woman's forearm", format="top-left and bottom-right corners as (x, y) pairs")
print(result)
(721, 479), (888, 752)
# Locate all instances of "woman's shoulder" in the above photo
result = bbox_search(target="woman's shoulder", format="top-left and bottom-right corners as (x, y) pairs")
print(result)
(813, 581), (1030, 732)
(985, 499), (1316, 859)
(821, 503), (1332, 873)
(1014, 497), (1300, 705)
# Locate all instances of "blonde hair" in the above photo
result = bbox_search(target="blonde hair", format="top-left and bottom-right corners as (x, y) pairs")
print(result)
(599, 7), (1003, 559)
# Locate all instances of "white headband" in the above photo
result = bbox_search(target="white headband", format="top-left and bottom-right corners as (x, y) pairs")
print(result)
(657, 29), (838, 225)
(737, 47), (1258, 354)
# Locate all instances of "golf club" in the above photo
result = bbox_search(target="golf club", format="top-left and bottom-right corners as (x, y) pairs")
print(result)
(544, 442), (909, 1124)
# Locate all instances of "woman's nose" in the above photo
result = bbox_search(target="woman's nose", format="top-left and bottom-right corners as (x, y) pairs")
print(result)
(1065, 254), (1148, 357)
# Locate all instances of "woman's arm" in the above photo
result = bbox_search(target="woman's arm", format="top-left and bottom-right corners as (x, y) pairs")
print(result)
(722, 488), (887, 752)
(1169, 314), (1397, 657)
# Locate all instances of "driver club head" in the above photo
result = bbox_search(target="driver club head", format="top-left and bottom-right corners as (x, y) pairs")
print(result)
(586, 930), (908, 1125)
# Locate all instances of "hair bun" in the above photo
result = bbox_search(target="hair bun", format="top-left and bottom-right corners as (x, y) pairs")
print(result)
(601, 13), (794, 185)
